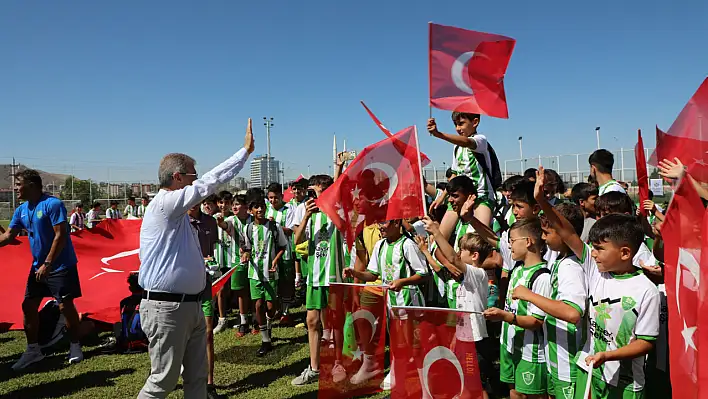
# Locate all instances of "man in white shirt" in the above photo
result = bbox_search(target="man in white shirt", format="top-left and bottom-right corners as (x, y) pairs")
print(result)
(137, 119), (254, 399)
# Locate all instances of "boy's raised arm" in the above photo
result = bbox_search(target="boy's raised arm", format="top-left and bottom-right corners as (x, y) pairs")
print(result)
(461, 196), (499, 248)
(534, 167), (585, 259)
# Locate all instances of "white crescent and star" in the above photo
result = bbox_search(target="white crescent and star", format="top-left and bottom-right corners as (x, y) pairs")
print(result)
(422, 346), (464, 398)
(451, 50), (489, 95)
(90, 249), (140, 280)
(351, 309), (379, 344)
(677, 247), (700, 351)
(362, 162), (399, 206)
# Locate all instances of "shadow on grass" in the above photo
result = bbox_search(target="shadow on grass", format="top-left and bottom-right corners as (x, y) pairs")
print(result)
(0, 336), (14, 344)
(2, 367), (134, 398)
(221, 357), (311, 396)
(217, 335), (308, 366)
(0, 346), (110, 384)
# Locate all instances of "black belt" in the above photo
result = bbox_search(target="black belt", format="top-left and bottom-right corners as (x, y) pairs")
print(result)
(142, 291), (201, 302)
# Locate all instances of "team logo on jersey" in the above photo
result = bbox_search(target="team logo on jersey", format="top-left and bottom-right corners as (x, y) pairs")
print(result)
(36, 210), (43, 219)
(562, 385), (574, 399)
(594, 303), (612, 323)
(621, 296), (637, 311)
(383, 263), (395, 284)
(522, 371), (535, 385)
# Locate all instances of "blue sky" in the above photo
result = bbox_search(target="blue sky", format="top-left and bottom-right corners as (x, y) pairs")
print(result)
(1, 0), (706, 182)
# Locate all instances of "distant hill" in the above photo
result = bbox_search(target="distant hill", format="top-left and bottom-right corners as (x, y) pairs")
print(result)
(0, 164), (70, 189)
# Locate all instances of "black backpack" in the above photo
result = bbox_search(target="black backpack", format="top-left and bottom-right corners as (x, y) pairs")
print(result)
(473, 142), (503, 191)
(38, 300), (66, 349)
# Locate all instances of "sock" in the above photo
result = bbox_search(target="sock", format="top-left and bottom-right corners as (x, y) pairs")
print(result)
(283, 303), (290, 315)
(260, 325), (271, 342)
(240, 314), (247, 325)
(322, 329), (332, 341)
(27, 343), (39, 352)
(70, 342), (81, 349)
(218, 317), (226, 324)
(266, 316), (273, 331)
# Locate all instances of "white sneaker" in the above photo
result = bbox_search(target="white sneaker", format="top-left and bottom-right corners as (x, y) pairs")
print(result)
(350, 364), (383, 385)
(332, 363), (347, 383)
(291, 365), (320, 386)
(12, 349), (45, 371)
(213, 318), (227, 334)
(380, 370), (393, 391)
(68, 343), (83, 364)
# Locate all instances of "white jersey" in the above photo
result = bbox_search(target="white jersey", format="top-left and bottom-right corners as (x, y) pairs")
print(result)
(214, 213), (236, 268)
(106, 208), (122, 219)
(451, 134), (495, 201)
(454, 264), (489, 342)
(244, 221), (287, 281)
(124, 205), (136, 218)
(305, 212), (344, 287)
(576, 243), (660, 391)
(265, 203), (294, 261)
(598, 180), (626, 196)
(367, 236), (427, 307)
(544, 253), (588, 383)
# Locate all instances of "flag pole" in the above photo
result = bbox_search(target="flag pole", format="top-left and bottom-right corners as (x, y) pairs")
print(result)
(428, 22), (433, 122)
(414, 126), (426, 217)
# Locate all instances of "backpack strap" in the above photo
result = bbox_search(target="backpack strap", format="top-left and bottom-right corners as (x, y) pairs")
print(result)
(528, 268), (550, 292)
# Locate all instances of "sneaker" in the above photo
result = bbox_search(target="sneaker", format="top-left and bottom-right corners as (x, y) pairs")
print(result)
(252, 325), (260, 335)
(207, 384), (224, 399)
(291, 365), (320, 386)
(11, 349), (45, 371)
(256, 342), (273, 357)
(213, 318), (228, 334)
(236, 324), (249, 338)
(331, 363), (347, 383)
(68, 343), (83, 365)
(100, 337), (118, 354)
(350, 364), (383, 385)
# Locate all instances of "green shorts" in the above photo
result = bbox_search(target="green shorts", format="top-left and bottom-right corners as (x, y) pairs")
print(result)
(306, 285), (330, 310)
(202, 298), (214, 317)
(574, 369), (643, 399)
(499, 349), (547, 395)
(230, 264), (249, 290)
(550, 376), (576, 399)
(249, 279), (278, 301)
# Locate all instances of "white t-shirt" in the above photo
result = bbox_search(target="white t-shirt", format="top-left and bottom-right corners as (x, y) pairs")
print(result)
(288, 202), (306, 230)
(576, 243), (660, 391)
(598, 180), (626, 196)
(454, 264), (489, 342)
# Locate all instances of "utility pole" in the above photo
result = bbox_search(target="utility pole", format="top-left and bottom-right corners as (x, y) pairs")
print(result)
(264, 117), (274, 185)
(595, 126), (601, 149)
(10, 157), (18, 211)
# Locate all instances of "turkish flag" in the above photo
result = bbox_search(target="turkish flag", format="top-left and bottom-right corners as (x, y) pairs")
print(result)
(429, 23), (515, 119)
(318, 283), (387, 398)
(389, 307), (484, 399)
(0, 220), (142, 330)
(283, 174), (306, 203)
(360, 101), (431, 167)
(662, 178), (705, 398)
(317, 126), (426, 249)
(635, 130), (650, 217)
(649, 78), (708, 181)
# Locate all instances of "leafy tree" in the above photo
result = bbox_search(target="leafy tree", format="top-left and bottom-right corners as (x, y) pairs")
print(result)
(60, 176), (105, 205)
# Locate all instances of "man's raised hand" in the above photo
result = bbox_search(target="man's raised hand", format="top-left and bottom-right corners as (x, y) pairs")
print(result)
(534, 166), (546, 202)
(244, 118), (255, 154)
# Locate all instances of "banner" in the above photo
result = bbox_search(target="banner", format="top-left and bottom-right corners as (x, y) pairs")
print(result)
(0, 219), (141, 330)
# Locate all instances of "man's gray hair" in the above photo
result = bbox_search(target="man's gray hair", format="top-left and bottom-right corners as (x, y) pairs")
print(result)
(158, 153), (196, 188)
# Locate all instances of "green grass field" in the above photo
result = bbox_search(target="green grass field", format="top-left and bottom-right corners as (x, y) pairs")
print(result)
(0, 220), (8, 230)
(0, 308), (389, 399)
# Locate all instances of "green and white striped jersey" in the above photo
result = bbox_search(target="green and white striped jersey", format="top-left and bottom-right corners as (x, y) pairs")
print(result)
(544, 253), (588, 383)
(597, 179), (626, 196)
(214, 213), (236, 268)
(305, 212), (345, 287)
(226, 215), (251, 267)
(451, 135), (495, 201)
(265, 203), (293, 261)
(428, 244), (449, 307)
(452, 220), (475, 252)
(244, 221), (287, 281)
(499, 248), (551, 363)
(367, 236), (428, 307)
(576, 244), (660, 391)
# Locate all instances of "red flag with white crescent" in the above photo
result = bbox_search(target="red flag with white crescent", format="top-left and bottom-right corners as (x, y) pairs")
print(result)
(662, 177), (704, 398)
(429, 23), (515, 119)
(317, 126), (426, 250)
(318, 283), (387, 398)
(389, 307), (484, 399)
(0, 220), (142, 330)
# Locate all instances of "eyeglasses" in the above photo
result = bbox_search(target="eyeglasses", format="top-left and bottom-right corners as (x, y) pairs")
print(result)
(178, 172), (198, 178)
(508, 236), (529, 244)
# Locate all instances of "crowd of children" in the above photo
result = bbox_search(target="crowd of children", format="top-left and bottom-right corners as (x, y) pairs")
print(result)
(90, 110), (672, 399)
